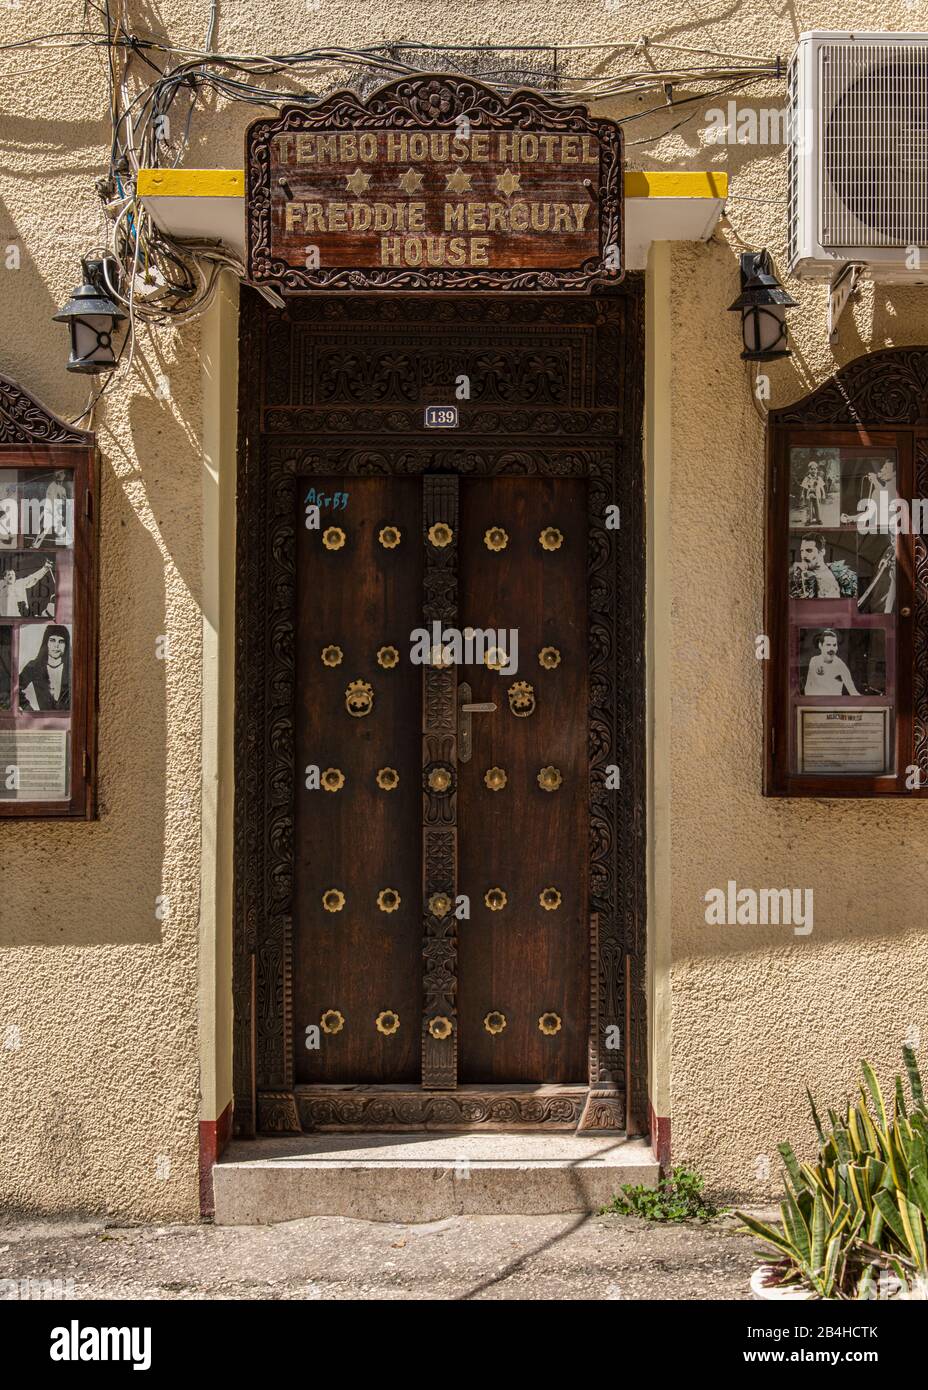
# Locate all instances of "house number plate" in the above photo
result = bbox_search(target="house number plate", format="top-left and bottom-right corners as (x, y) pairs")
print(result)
(424, 406), (458, 429)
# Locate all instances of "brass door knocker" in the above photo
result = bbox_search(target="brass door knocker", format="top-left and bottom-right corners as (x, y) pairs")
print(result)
(508, 680), (535, 717)
(345, 679), (373, 717)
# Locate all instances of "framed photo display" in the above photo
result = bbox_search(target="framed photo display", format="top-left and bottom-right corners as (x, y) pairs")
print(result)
(765, 347), (928, 797)
(0, 376), (96, 817)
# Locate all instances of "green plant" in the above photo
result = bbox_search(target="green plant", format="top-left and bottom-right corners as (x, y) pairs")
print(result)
(738, 1047), (928, 1299)
(602, 1165), (720, 1222)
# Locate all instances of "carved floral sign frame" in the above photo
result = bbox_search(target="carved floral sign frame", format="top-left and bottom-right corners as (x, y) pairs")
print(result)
(246, 74), (623, 294)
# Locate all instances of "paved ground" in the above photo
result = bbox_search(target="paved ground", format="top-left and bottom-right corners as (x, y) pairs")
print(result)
(0, 1208), (764, 1300)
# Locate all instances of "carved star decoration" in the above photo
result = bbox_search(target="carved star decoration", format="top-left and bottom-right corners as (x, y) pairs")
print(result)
(445, 168), (473, 194)
(345, 167), (372, 195)
(398, 167), (424, 194)
(495, 167), (522, 196)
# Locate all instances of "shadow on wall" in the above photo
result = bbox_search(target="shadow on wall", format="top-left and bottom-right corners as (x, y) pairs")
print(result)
(0, 193), (92, 422)
(0, 476), (170, 949)
(0, 111), (110, 178)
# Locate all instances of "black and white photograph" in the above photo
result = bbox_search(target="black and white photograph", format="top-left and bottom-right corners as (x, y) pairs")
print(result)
(839, 452), (897, 526)
(788, 530), (858, 599)
(17, 622), (72, 714)
(0, 626), (10, 710)
(855, 536), (897, 614)
(18, 468), (74, 549)
(0, 552), (57, 619)
(0, 470), (18, 551)
(799, 626), (887, 698)
(789, 448), (841, 528)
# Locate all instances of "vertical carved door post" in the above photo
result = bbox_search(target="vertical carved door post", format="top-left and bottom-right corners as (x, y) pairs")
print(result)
(421, 476), (459, 1088)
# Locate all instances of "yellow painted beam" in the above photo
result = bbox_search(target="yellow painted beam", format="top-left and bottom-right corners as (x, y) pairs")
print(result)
(138, 168), (727, 201)
(624, 171), (728, 199)
(138, 168), (245, 198)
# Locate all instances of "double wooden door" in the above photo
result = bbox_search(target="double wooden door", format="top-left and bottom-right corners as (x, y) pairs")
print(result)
(294, 473), (588, 1087)
(233, 287), (646, 1135)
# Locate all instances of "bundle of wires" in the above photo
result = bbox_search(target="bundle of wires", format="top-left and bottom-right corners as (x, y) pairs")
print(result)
(3, 0), (783, 399)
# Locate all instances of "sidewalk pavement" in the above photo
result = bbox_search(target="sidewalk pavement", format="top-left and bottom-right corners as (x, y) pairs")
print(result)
(0, 1209), (764, 1300)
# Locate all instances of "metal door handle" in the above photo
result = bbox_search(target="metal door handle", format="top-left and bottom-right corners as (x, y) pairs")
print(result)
(457, 682), (496, 762)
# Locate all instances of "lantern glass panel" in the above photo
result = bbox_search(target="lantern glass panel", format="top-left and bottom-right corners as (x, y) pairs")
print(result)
(73, 314), (117, 369)
(745, 303), (786, 357)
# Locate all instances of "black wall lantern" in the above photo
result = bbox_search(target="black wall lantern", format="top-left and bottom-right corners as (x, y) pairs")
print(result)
(728, 250), (798, 361)
(53, 258), (126, 374)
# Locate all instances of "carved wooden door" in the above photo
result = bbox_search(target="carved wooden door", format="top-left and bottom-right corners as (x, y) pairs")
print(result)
(234, 287), (648, 1136)
(294, 472), (588, 1087)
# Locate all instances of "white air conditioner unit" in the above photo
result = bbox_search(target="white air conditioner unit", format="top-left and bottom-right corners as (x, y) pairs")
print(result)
(788, 31), (928, 281)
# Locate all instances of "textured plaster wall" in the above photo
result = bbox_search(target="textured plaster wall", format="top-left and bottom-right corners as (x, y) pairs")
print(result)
(1, 1), (928, 1216)
(0, 3), (205, 1220)
(664, 236), (928, 1196)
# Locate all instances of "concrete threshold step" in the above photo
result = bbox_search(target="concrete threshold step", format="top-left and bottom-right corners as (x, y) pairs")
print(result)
(213, 1133), (659, 1224)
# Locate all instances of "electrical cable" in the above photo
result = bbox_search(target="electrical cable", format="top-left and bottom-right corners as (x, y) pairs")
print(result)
(5, 18), (785, 356)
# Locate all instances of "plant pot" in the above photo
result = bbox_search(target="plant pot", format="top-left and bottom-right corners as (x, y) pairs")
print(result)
(750, 1265), (813, 1300)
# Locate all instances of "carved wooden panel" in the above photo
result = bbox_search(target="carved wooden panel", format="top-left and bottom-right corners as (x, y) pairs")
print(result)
(294, 1086), (586, 1130)
(421, 475), (459, 1088)
(0, 374), (93, 447)
(303, 339), (577, 407)
(771, 347), (928, 428)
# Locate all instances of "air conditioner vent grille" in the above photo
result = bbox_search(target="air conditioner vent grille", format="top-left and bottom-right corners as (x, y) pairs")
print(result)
(821, 41), (928, 249)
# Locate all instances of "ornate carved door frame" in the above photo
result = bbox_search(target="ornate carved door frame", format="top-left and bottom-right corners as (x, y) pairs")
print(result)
(232, 284), (647, 1134)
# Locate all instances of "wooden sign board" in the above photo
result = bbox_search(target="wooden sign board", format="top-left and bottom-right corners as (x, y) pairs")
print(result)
(246, 75), (623, 293)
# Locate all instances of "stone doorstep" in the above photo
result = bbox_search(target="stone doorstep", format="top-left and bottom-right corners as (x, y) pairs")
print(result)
(212, 1134), (659, 1225)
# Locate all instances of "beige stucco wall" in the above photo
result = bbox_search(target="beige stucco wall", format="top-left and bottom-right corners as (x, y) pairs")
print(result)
(0, 3), (207, 1220)
(1, 1), (927, 1217)
(658, 234), (928, 1193)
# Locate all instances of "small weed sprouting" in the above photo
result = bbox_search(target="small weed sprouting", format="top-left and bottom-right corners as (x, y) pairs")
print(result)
(601, 1166), (721, 1223)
